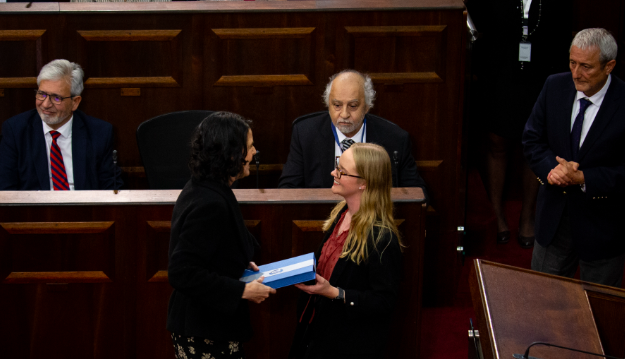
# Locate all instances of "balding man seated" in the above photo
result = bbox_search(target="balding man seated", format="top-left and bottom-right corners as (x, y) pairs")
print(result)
(278, 69), (428, 200)
(0, 59), (122, 190)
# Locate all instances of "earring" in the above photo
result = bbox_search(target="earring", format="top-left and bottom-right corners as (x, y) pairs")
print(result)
(359, 187), (363, 190)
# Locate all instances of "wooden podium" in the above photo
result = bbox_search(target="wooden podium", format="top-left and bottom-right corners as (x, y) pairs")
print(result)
(470, 260), (625, 359)
(0, 188), (425, 359)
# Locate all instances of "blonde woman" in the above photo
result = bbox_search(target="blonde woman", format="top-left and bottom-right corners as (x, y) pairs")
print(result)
(289, 143), (403, 359)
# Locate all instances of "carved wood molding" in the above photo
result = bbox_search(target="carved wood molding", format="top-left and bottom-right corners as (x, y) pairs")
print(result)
(0, 29), (46, 41)
(77, 30), (181, 42)
(0, 221), (114, 234)
(0, 77), (37, 88)
(345, 25), (446, 84)
(344, 25), (446, 37)
(292, 220), (324, 232)
(212, 28), (315, 39)
(147, 221), (171, 232)
(369, 72), (442, 84)
(416, 160), (443, 169)
(3, 271), (112, 284)
(84, 76), (179, 88)
(214, 74), (312, 87)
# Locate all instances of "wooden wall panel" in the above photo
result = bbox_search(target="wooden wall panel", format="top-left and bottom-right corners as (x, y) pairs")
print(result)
(0, 0), (465, 311)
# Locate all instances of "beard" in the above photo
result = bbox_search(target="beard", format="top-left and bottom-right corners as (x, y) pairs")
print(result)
(37, 109), (69, 126)
(336, 120), (362, 135)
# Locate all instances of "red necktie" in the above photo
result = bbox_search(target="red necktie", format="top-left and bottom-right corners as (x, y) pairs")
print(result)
(49, 130), (70, 190)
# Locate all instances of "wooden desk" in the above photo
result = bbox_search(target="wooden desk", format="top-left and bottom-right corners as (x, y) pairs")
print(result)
(0, 0), (467, 303)
(470, 260), (625, 359)
(0, 188), (425, 359)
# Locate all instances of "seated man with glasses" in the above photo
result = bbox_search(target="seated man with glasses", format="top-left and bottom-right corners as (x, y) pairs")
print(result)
(278, 69), (428, 201)
(0, 59), (123, 190)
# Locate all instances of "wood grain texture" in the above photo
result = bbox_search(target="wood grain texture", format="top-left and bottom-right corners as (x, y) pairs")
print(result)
(214, 75), (313, 87)
(3, 271), (111, 283)
(369, 72), (443, 84)
(345, 25), (446, 37)
(0, 221), (114, 234)
(0, 192), (424, 359)
(0, 29), (46, 41)
(77, 29), (181, 41)
(121, 88), (141, 96)
(212, 27), (315, 39)
(84, 77), (179, 88)
(0, 77), (37, 87)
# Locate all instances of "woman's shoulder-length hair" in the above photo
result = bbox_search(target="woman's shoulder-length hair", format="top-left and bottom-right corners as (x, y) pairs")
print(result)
(189, 111), (252, 185)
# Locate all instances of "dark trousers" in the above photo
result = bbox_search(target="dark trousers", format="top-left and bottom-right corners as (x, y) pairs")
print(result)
(531, 208), (625, 288)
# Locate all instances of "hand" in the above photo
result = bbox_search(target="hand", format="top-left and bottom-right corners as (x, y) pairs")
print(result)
(294, 274), (339, 299)
(548, 156), (584, 187)
(248, 261), (259, 271)
(242, 277), (276, 304)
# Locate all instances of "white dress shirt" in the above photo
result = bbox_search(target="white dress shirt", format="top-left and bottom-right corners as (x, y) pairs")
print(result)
(523, 0), (532, 19)
(43, 117), (75, 190)
(334, 121), (367, 158)
(570, 74), (611, 148)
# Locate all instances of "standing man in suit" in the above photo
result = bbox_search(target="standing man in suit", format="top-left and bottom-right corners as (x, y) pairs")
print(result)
(0, 59), (122, 190)
(523, 28), (625, 287)
(278, 69), (428, 200)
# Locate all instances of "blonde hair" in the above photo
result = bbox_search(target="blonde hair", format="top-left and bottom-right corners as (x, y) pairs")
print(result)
(323, 143), (402, 264)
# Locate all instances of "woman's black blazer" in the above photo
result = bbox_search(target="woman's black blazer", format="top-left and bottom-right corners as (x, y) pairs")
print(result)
(167, 178), (259, 341)
(290, 206), (403, 359)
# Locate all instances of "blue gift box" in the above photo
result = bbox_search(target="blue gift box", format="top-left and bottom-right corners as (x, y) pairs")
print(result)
(239, 253), (316, 289)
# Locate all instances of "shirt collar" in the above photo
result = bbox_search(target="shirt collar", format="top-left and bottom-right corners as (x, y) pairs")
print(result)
(575, 74), (611, 107)
(43, 115), (73, 139)
(335, 119), (365, 143)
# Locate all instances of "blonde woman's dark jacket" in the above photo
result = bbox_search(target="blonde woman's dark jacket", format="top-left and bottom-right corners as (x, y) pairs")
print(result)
(289, 206), (403, 359)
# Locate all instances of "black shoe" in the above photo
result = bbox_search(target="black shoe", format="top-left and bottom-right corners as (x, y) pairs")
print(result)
(517, 231), (535, 249)
(496, 230), (511, 244)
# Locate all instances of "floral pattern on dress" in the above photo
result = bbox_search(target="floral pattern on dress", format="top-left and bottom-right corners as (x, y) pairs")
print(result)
(201, 354), (215, 359)
(228, 342), (239, 354)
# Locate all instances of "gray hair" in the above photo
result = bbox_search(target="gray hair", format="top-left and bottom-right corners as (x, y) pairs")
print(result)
(37, 59), (85, 96)
(570, 28), (618, 65)
(323, 69), (376, 109)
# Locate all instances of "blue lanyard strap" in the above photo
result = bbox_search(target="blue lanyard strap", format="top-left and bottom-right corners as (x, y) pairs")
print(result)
(331, 117), (366, 153)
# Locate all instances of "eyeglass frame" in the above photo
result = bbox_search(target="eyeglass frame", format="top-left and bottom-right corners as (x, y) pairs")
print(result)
(34, 90), (75, 105)
(335, 156), (363, 179)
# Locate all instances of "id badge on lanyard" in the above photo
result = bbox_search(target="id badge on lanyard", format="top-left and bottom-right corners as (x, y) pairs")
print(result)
(519, 24), (531, 62)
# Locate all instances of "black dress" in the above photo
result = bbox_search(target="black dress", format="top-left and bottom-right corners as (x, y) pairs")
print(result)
(167, 178), (260, 356)
(468, 0), (572, 139)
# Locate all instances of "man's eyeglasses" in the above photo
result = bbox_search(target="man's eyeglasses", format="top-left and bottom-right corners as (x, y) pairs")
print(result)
(335, 156), (363, 179)
(35, 90), (74, 105)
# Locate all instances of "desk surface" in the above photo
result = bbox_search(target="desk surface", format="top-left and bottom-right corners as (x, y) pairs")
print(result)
(0, 187), (425, 205)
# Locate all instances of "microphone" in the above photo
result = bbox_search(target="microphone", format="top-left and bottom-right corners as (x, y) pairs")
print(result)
(515, 341), (625, 359)
(392, 151), (399, 187)
(112, 150), (119, 194)
(254, 150), (261, 189)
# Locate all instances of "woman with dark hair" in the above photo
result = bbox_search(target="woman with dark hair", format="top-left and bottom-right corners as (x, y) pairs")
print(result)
(289, 142), (403, 359)
(167, 111), (275, 359)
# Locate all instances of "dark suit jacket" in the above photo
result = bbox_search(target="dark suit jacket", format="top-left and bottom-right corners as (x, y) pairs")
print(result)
(289, 205), (403, 359)
(523, 73), (625, 261)
(0, 109), (123, 190)
(278, 112), (428, 200)
(167, 178), (260, 341)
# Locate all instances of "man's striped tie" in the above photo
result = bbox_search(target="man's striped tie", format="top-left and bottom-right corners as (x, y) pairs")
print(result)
(50, 130), (70, 190)
(341, 139), (355, 152)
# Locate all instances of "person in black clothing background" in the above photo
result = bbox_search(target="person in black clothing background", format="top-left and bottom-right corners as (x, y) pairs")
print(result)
(167, 112), (275, 359)
(466, 0), (572, 248)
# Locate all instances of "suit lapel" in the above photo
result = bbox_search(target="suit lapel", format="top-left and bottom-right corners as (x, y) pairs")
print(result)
(30, 114), (50, 190)
(578, 79), (621, 162)
(559, 83), (577, 161)
(72, 112), (87, 189)
(321, 115), (336, 187)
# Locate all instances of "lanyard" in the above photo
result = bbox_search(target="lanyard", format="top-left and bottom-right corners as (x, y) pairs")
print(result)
(331, 117), (366, 153)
